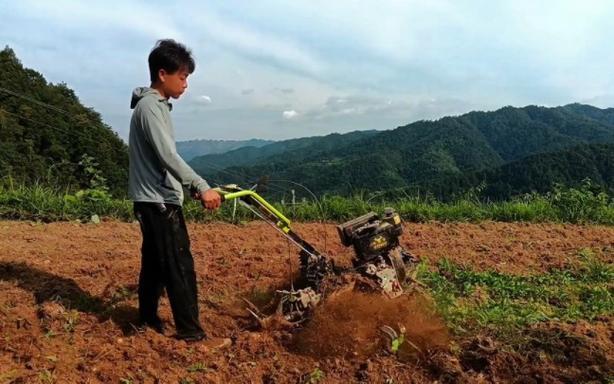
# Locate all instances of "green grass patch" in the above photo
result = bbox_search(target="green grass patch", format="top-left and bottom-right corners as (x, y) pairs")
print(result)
(0, 181), (613, 224)
(416, 249), (614, 335)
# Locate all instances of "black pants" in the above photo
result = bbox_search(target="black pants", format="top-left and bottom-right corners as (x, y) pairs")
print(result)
(133, 202), (204, 338)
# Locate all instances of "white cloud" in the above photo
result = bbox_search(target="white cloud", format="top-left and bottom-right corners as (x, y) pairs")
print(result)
(198, 95), (212, 104)
(12, 1), (183, 40)
(580, 94), (614, 109)
(320, 95), (405, 116)
(295, 94), (477, 126)
(181, 4), (324, 76)
(282, 110), (298, 119)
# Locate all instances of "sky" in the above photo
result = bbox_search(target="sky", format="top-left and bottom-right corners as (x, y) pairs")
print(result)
(2, 0), (614, 142)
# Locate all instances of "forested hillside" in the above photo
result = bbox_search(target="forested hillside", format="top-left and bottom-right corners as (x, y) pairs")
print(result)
(0, 47), (128, 196)
(197, 104), (614, 198)
(401, 143), (614, 201)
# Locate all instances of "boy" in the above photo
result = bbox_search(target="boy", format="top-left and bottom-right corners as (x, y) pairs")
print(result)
(128, 39), (221, 342)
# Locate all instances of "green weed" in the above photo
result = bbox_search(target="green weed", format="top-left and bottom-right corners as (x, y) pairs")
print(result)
(62, 310), (79, 333)
(417, 251), (614, 334)
(302, 368), (325, 384)
(38, 369), (54, 383)
(186, 362), (207, 373)
(110, 285), (136, 305)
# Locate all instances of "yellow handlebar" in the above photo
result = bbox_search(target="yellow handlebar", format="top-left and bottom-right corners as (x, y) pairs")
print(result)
(213, 187), (292, 229)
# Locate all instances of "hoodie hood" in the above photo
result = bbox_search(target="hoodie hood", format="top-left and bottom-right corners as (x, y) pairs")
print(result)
(130, 87), (171, 109)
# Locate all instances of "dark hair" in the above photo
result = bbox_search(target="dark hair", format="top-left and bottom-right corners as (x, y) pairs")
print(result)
(148, 39), (195, 83)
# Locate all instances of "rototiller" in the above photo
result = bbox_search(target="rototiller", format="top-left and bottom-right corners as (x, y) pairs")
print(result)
(212, 184), (418, 329)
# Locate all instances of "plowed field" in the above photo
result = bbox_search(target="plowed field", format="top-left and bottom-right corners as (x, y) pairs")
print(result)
(1, 220), (612, 383)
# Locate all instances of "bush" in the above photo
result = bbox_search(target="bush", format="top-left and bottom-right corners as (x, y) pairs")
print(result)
(548, 179), (613, 224)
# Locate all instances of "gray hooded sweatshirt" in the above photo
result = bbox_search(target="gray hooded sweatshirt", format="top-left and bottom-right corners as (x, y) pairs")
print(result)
(128, 87), (210, 205)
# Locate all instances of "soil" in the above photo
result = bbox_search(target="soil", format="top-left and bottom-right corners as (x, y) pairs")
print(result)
(0, 220), (612, 383)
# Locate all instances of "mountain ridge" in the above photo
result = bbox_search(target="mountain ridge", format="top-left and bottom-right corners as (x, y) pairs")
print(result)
(177, 138), (274, 161)
(193, 103), (614, 198)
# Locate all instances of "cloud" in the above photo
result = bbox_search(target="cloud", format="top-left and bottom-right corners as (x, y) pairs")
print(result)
(11, 1), (183, 40)
(184, 5), (324, 75)
(294, 94), (477, 127)
(580, 94), (614, 109)
(198, 95), (212, 104)
(282, 110), (299, 119)
(4, 0), (614, 141)
(314, 95), (404, 118)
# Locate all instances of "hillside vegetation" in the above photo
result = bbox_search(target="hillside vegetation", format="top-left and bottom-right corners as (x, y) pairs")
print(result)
(193, 104), (614, 200)
(0, 47), (128, 196)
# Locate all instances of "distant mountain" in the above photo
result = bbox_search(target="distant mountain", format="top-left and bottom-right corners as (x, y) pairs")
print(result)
(190, 130), (379, 179)
(177, 138), (273, 161)
(0, 47), (128, 196)
(197, 104), (614, 198)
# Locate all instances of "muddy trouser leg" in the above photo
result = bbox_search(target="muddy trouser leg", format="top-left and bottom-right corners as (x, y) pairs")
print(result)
(134, 203), (204, 337)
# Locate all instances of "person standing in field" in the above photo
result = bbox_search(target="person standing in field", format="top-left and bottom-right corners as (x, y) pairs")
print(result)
(128, 39), (222, 342)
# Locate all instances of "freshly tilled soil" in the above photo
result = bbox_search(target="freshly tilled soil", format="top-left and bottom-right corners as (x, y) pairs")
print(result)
(0, 220), (612, 383)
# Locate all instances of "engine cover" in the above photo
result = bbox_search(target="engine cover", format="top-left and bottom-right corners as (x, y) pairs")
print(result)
(337, 208), (403, 262)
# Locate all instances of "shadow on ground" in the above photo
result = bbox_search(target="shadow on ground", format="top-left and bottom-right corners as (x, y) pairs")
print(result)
(0, 261), (139, 335)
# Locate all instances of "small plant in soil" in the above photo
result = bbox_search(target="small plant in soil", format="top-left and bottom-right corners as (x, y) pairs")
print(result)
(302, 367), (325, 384)
(111, 285), (136, 305)
(38, 369), (55, 383)
(187, 362), (208, 373)
(62, 310), (80, 333)
(44, 330), (56, 339)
